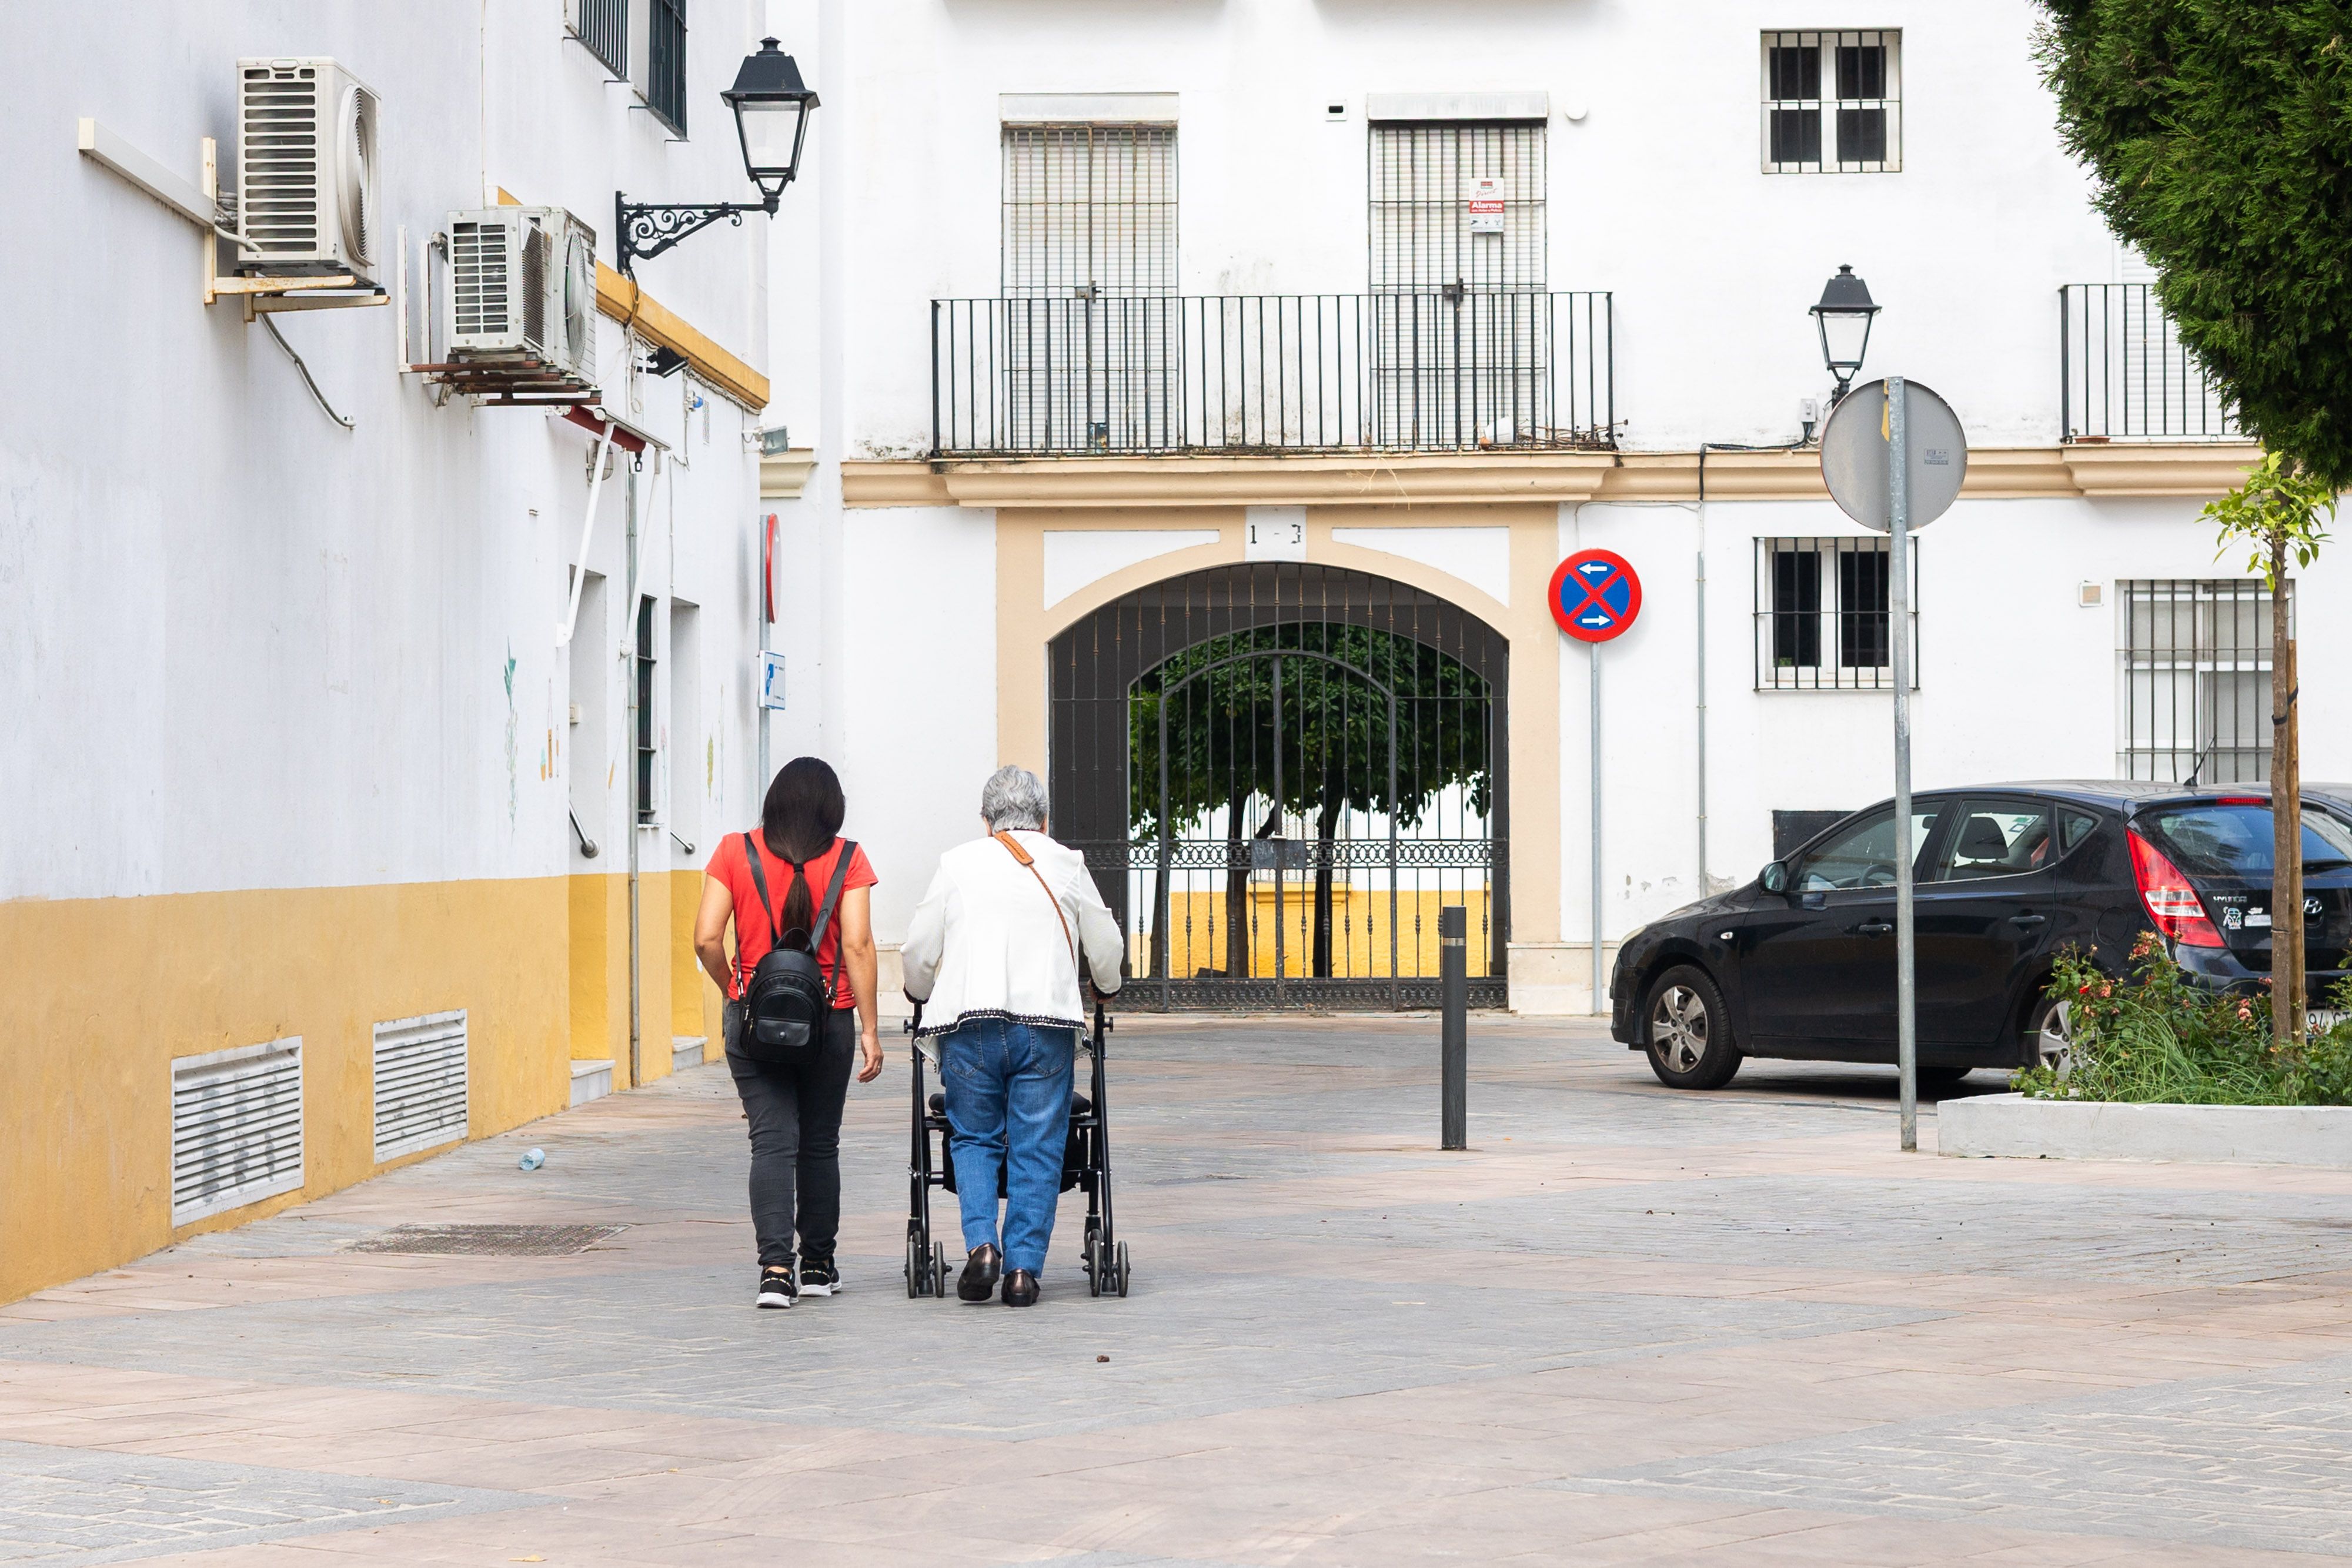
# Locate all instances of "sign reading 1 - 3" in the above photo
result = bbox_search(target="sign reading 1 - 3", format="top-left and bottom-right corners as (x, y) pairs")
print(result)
(1549, 550), (1642, 642)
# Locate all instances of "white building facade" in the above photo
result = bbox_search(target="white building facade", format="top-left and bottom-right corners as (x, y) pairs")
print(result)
(4, 0), (783, 1300)
(762, 0), (2344, 1017)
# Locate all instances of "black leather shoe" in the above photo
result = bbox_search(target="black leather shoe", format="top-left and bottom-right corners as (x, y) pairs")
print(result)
(1002, 1268), (1040, 1308)
(957, 1245), (1001, 1302)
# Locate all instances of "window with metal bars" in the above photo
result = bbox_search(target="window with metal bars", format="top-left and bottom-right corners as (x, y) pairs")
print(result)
(2119, 580), (2285, 784)
(1368, 121), (1546, 293)
(998, 124), (1179, 450)
(1367, 120), (1549, 444)
(1001, 125), (1178, 298)
(1754, 537), (1917, 690)
(566, 0), (629, 78)
(635, 596), (659, 822)
(1762, 31), (1900, 173)
(646, 0), (687, 136)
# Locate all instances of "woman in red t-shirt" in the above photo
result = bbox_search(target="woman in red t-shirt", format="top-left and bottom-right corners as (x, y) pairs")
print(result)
(693, 756), (880, 1309)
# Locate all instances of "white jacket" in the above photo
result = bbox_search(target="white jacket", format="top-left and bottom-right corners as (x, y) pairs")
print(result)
(900, 830), (1125, 1035)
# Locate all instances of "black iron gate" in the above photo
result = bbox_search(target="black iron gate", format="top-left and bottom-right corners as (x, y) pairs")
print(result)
(1050, 563), (1508, 1009)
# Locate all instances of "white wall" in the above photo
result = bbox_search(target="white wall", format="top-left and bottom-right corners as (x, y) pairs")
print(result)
(813, 0), (2106, 454)
(833, 506), (998, 942)
(2, 0), (769, 902)
(1560, 498), (2352, 950)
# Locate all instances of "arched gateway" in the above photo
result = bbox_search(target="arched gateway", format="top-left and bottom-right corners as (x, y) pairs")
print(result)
(1050, 563), (1508, 1009)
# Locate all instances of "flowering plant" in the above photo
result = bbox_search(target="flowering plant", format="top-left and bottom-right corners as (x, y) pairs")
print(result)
(2014, 939), (2352, 1105)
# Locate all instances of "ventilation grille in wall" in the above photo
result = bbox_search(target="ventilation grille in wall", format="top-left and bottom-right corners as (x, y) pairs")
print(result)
(171, 1040), (305, 1225)
(373, 1011), (470, 1164)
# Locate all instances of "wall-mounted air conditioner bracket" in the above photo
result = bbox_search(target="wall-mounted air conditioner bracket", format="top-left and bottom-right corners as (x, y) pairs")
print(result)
(77, 116), (390, 321)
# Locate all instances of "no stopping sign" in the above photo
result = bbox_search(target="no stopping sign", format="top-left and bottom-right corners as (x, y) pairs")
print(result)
(1549, 550), (1642, 643)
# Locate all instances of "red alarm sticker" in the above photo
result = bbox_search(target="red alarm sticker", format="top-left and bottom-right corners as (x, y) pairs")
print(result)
(1549, 549), (1642, 643)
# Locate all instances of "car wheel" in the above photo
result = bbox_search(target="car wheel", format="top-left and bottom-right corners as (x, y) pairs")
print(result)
(1643, 965), (1742, 1091)
(2024, 994), (2074, 1080)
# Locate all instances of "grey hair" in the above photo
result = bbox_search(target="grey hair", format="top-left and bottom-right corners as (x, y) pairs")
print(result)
(980, 764), (1050, 832)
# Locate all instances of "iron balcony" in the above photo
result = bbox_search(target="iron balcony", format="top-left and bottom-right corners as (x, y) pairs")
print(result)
(2060, 283), (2240, 443)
(931, 290), (1615, 457)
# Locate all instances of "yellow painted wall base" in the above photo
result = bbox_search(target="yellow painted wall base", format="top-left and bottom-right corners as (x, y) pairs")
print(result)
(671, 867), (724, 1049)
(566, 868), (691, 1088)
(1147, 885), (1496, 981)
(0, 877), (573, 1306)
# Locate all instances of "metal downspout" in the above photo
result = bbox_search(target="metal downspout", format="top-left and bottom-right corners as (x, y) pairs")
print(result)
(1697, 449), (1709, 896)
(625, 463), (642, 1090)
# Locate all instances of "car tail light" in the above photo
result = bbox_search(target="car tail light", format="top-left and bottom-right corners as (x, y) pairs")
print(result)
(2129, 830), (2225, 947)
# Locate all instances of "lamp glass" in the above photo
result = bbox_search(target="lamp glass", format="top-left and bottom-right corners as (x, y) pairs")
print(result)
(1816, 310), (1873, 374)
(736, 99), (804, 179)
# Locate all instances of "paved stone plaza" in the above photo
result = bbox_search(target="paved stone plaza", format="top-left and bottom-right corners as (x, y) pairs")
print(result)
(6, 1017), (2352, 1564)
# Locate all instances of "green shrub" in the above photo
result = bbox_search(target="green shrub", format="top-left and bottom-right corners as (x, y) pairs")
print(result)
(2014, 936), (2352, 1105)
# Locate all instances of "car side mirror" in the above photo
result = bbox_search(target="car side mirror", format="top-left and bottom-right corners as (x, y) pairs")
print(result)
(1760, 861), (1789, 895)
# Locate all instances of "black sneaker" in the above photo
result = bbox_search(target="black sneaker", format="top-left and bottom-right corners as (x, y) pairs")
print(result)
(755, 1266), (797, 1309)
(957, 1244), (1002, 1302)
(799, 1258), (841, 1297)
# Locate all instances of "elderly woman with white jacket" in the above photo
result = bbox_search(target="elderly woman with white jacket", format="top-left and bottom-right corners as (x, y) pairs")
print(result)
(901, 765), (1124, 1307)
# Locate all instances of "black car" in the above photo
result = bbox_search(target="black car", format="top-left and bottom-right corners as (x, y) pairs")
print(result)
(1609, 782), (2352, 1090)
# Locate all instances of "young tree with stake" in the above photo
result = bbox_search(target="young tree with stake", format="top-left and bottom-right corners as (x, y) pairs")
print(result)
(2207, 456), (2334, 1043)
(2039, 1), (2351, 1045)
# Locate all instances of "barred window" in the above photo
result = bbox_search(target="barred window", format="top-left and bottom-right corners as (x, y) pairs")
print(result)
(1367, 118), (1548, 445)
(2119, 580), (2284, 784)
(1762, 31), (1901, 173)
(1001, 125), (1178, 299)
(645, 0), (687, 136)
(1755, 537), (1917, 690)
(566, 0), (629, 78)
(1369, 121), (1546, 293)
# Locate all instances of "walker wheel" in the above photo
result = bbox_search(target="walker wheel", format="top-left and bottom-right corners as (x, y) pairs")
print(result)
(1114, 1242), (1131, 1298)
(930, 1242), (948, 1298)
(1084, 1235), (1104, 1298)
(904, 1229), (923, 1298)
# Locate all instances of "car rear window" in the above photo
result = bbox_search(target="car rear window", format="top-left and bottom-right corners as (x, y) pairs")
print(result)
(2141, 803), (2352, 880)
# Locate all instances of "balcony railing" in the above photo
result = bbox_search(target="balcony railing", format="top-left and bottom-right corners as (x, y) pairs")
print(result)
(2061, 283), (2240, 442)
(931, 292), (1614, 457)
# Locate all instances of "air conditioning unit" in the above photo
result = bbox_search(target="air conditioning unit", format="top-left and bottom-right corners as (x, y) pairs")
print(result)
(236, 58), (380, 280)
(445, 206), (599, 386)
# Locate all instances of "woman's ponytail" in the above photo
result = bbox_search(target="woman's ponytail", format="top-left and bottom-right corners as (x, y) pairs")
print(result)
(761, 756), (845, 942)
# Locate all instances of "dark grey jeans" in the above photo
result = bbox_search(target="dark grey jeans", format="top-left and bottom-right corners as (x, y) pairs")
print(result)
(724, 1000), (856, 1269)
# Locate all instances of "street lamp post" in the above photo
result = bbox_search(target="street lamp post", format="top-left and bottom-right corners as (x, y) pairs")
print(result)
(615, 38), (819, 276)
(1810, 264), (1881, 406)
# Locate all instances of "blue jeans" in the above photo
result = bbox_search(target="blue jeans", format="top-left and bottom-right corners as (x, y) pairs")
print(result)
(939, 1017), (1075, 1274)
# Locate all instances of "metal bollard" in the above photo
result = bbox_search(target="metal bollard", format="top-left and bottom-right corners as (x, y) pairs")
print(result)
(1440, 904), (1466, 1150)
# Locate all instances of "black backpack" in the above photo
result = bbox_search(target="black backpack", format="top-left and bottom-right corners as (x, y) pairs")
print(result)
(737, 833), (856, 1061)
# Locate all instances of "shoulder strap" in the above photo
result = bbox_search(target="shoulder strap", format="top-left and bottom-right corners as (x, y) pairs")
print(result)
(995, 830), (1076, 970)
(741, 832), (783, 948)
(807, 841), (857, 988)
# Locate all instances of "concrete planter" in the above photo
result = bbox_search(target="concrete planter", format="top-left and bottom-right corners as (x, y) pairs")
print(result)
(1940, 1092), (2352, 1168)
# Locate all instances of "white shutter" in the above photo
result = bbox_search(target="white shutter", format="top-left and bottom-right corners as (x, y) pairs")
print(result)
(172, 1040), (305, 1225)
(372, 1011), (469, 1162)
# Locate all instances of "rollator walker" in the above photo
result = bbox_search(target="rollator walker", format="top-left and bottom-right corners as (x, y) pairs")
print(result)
(903, 999), (1131, 1299)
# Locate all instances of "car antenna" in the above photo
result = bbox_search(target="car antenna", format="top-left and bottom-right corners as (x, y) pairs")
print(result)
(2182, 738), (2215, 788)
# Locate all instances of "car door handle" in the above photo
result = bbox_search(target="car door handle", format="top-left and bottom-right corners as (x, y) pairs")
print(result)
(2009, 914), (2047, 928)
(1855, 920), (1894, 935)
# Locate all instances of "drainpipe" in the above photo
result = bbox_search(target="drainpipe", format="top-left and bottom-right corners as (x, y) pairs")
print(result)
(624, 462), (642, 1089)
(1696, 449), (1710, 896)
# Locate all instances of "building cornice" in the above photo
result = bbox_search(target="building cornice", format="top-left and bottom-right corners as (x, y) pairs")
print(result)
(759, 448), (818, 500)
(840, 441), (2262, 510)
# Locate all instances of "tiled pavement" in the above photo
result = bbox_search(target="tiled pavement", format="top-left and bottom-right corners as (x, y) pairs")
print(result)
(7, 1017), (2352, 1564)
